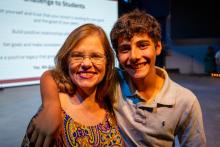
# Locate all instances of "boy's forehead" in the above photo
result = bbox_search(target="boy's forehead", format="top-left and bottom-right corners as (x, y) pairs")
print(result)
(118, 37), (130, 45)
(118, 34), (151, 44)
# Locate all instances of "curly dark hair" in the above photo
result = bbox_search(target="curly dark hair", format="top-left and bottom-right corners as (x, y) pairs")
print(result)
(110, 9), (161, 53)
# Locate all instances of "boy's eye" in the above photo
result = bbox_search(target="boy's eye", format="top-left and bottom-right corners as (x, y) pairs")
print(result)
(137, 42), (148, 49)
(118, 45), (131, 53)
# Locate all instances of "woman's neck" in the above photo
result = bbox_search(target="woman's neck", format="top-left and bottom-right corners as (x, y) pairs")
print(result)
(76, 87), (96, 102)
(69, 88), (102, 112)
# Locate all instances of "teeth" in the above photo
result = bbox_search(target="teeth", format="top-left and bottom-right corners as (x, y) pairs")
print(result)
(131, 63), (145, 69)
(79, 72), (94, 77)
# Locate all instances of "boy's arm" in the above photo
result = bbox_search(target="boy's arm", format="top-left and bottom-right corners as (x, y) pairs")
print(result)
(27, 70), (62, 147)
(178, 98), (206, 147)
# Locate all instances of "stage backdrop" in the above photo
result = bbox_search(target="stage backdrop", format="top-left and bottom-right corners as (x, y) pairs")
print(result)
(0, 0), (118, 88)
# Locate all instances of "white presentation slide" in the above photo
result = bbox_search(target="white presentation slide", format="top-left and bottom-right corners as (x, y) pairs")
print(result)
(0, 0), (118, 88)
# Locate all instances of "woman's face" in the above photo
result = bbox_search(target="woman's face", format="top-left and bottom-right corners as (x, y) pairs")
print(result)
(68, 34), (106, 92)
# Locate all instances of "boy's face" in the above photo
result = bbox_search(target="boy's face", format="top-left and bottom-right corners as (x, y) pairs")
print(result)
(117, 34), (162, 80)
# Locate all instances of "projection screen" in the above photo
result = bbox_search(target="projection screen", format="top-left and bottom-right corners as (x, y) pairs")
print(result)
(0, 0), (118, 88)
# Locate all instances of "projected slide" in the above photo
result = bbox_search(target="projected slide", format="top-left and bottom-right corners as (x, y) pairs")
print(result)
(0, 0), (118, 87)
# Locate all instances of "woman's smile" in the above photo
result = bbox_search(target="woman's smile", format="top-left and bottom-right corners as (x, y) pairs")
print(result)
(77, 71), (97, 79)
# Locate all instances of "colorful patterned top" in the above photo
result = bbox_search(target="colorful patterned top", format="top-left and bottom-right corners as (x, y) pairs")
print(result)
(56, 110), (124, 146)
(22, 110), (124, 147)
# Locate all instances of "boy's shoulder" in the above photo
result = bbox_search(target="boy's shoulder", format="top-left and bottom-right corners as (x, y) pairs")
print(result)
(167, 76), (198, 109)
(157, 67), (197, 105)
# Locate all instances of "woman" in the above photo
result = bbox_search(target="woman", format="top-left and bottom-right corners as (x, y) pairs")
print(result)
(22, 24), (124, 146)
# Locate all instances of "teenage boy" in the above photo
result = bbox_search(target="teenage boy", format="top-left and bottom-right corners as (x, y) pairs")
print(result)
(28, 9), (206, 146)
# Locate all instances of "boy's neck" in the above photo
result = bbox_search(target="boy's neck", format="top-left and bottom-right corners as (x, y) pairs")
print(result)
(132, 67), (164, 101)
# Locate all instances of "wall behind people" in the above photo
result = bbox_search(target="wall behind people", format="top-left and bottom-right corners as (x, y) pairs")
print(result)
(166, 44), (220, 74)
(0, 0), (118, 88)
(167, 0), (220, 74)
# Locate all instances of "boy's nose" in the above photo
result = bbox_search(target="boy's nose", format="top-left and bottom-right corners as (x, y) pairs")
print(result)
(130, 47), (141, 62)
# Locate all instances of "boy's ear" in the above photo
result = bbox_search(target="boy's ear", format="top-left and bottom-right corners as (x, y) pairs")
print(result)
(156, 41), (162, 55)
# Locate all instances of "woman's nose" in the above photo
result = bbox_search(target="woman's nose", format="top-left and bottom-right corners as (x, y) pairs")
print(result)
(81, 57), (93, 68)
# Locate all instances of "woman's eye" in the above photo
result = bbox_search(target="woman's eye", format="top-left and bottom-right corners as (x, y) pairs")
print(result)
(91, 54), (105, 61)
(91, 54), (101, 58)
(70, 51), (82, 57)
(71, 54), (81, 57)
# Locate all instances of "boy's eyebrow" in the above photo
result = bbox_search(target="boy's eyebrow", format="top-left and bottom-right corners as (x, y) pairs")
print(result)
(136, 39), (150, 43)
(119, 42), (130, 46)
(118, 41), (130, 47)
(136, 40), (150, 46)
(118, 43), (131, 50)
